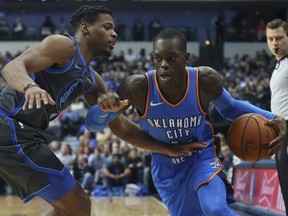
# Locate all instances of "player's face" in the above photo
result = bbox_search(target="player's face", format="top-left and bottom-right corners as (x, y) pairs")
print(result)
(266, 27), (288, 60)
(153, 38), (189, 87)
(86, 14), (117, 57)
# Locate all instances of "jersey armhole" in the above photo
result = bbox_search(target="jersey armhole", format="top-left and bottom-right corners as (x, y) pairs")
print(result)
(138, 72), (150, 119)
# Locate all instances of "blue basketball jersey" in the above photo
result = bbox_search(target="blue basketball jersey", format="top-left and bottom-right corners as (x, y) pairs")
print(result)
(139, 67), (236, 216)
(139, 67), (215, 154)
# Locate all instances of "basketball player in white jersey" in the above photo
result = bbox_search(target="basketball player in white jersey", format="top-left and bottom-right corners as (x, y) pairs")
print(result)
(266, 18), (288, 215)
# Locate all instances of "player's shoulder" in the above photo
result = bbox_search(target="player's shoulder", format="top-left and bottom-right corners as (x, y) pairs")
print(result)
(124, 74), (147, 89)
(197, 66), (223, 96)
(39, 35), (76, 60)
(198, 66), (218, 76)
(198, 66), (222, 83)
(117, 74), (147, 101)
(41, 35), (74, 48)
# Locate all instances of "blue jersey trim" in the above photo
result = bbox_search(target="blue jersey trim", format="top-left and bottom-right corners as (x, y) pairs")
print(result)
(22, 183), (51, 203)
(15, 143), (66, 176)
(22, 167), (76, 203)
(86, 67), (97, 93)
(8, 117), (18, 145)
(68, 35), (88, 69)
(7, 113), (66, 174)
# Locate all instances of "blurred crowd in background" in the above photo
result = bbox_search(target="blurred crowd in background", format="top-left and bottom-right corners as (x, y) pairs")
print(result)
(0, 44), (276, 196)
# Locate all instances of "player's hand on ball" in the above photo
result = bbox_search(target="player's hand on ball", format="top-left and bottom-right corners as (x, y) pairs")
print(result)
(166, 142), (207, 157)
(266, 115), (286, 156)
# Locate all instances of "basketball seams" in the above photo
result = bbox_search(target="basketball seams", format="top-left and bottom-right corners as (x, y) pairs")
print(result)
(241, 116), (250, 161)
(250, 115), (261, 162)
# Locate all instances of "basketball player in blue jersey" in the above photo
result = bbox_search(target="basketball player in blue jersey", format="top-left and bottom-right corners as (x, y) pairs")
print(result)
(266, 18), (288, 215)
(0, 6), (203, 216)
(86, 29), (287, 216)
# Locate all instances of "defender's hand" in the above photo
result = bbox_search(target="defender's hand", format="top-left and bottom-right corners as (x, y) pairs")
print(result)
(23, 86), (55, 110)
(97, 92), (128, 112)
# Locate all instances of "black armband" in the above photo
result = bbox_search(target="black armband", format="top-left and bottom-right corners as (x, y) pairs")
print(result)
(23, 82), (39, 92)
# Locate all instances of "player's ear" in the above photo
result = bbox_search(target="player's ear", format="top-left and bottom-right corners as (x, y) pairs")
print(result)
(80, 22), (89, 36)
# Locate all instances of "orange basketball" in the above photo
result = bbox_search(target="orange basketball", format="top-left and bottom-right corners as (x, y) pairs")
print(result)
(227, 113), (276, 162)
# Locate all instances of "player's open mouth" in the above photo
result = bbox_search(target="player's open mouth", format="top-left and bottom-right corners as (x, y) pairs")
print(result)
(160, 74), (172, 82)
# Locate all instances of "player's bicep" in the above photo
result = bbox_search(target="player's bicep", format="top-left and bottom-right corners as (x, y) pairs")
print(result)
(15, 47), (54, 73)
(15, 36), (73, 73)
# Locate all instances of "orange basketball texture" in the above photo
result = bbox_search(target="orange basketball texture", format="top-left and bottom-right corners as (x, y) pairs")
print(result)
(227, 113), (276, 162)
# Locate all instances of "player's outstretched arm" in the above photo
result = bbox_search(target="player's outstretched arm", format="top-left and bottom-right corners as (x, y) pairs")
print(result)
(85, 74), (206, 156)
(109, 114), (206, 156)
(85, 96), (206, 156)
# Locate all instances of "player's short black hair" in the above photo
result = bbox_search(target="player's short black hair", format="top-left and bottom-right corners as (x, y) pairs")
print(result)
(153, 28), (187, 52)
(70, 5), (113, 31)
(266, 18), (288, 37)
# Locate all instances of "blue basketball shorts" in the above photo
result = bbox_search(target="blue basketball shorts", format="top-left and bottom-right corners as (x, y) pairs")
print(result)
(151, 146), (234, 216)
(0, 114), (76, 203)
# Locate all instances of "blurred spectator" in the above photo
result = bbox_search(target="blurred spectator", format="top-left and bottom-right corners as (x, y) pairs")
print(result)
(77, 142), (93, 160)
(256, 19), (266, 42)
(106, 141), (126, 165)
(213, 13), (225, 45)
(49, 140), (61, 158)
(55, 16), (70, 35)
(103, 154), (131, 196)
(124, 48), (137, 72)
(126, 147), (143, 184)
(71, 153), (94, 193)
(60, 106), (82, 138)
(88, 147), (105, 186)
(76, 129), (97, 149)
(148, 17), (163, 40)
(11, 17), (25, 40)
(40, 16), (55, 39)
(115, 18), (126, 41)
(131, 17), (145, 41)
(221, 144), (234, 181)
(142, 151), (156, 194)
(58, 144), (75, 168)
(124, 48), (137, 64)
(0, 16), (10, 40)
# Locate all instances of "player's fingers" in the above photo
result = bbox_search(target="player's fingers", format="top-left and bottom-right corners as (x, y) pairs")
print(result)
(35, 94), (41, 109)
(101, 95), (120, 111)
(28, 95), (35, 109)
(190, 143), (206, 149)
(268, 139), (283, 156)
(22, 99), (29, 110)
(181, 151), (192, 156)
(43, 93), (55, 105)
(105, 99), (127, 112)
(119, 99), (129, 108)
(268, 144), (280, 157)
